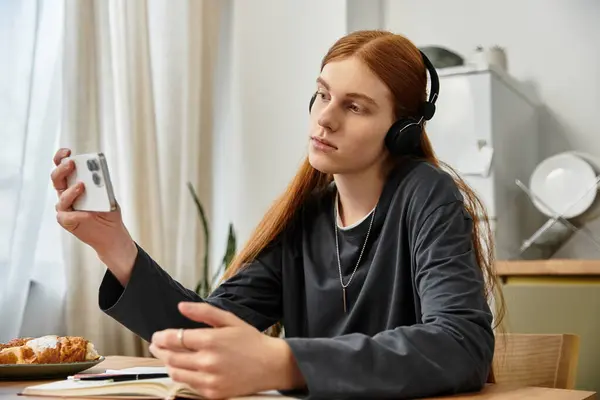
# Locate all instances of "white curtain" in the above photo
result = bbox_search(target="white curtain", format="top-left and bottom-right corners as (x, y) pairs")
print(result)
(60, 0), (222, 356)
(0, 0), (65, 342)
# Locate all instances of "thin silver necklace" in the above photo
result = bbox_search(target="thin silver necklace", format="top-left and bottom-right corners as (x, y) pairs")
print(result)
(334, 193), (376, 313)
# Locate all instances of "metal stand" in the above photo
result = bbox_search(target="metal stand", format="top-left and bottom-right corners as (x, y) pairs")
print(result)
(516, 178), (600, 256)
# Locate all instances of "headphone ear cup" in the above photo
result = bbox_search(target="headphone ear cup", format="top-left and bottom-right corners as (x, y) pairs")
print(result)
(309, 93), (316, 113)
(420, 101), (436, 121)
(384, 119), (424, 157)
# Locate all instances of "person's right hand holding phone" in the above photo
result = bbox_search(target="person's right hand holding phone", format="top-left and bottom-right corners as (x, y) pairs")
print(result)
(51, 148), (138, 286)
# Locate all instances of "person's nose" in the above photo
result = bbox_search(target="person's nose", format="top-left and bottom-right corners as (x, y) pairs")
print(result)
(317, 102), (341, 133)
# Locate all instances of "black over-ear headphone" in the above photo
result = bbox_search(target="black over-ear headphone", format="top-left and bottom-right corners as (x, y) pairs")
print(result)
(309, 50), (439, 158)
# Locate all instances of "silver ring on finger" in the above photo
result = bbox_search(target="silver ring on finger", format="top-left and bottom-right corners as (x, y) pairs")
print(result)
(177, 328), (192, 351)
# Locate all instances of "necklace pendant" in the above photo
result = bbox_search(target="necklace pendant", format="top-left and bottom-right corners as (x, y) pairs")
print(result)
(343, 287), (347, 313)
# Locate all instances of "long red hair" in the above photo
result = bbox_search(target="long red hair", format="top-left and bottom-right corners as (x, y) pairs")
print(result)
(222, 30), (505, 331)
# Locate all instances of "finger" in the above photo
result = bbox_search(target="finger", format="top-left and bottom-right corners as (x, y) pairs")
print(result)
(50, 158), (75, 194)
(148, 344), (209, 371)
(178, 302), (245, 328)
(55, 182), (84, 211)
(56, 210), (90, 232)
(53, 148), (71, 166)
(166, 367), (221, 399)
(152, 328), (214, 352)
(148, 343), (172, 361)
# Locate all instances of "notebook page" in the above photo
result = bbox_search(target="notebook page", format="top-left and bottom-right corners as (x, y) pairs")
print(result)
(100, 369), (281, 397)
(27, 379), (123, 390)
(22, 378), (178, 400)
(104, 367), (168, 374)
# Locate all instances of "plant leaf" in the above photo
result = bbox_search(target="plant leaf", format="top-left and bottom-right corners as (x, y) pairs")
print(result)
(187, 182), (210, 297)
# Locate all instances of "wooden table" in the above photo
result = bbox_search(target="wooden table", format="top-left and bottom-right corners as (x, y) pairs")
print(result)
(495, 259), (600, 278)
(1, 356), (596, 399)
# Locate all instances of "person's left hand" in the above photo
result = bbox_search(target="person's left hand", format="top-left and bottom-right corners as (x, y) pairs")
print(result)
(149, 302), (304, 399)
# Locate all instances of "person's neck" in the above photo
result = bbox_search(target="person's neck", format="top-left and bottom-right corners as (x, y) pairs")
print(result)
(334, 164), (388, 228)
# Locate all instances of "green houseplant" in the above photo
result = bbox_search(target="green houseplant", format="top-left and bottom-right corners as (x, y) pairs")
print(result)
(187, 182), (282, 337)
(187, 182), (237, 297)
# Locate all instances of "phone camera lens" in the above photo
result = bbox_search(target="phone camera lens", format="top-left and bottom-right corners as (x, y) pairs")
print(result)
(87, 159), (100, 171)
(92, 172), (102, 186)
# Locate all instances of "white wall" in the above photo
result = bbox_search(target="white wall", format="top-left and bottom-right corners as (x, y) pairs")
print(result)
(383, 0), (600, 160)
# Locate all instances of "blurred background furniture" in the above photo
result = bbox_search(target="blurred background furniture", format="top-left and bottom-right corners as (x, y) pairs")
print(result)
(425, 64), (542, 260)
(497, 260), (600, 392)
(491, 333), (580, 389)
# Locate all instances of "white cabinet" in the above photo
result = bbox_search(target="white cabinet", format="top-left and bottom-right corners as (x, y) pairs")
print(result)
(426, 65), (542, 260)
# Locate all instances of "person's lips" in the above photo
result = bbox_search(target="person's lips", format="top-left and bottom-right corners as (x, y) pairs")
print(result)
(311, 136), (338, 151)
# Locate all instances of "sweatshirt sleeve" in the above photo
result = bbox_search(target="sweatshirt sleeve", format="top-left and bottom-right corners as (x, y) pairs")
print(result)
(99, 242), (282, 342)
(283, 201), (495, 399)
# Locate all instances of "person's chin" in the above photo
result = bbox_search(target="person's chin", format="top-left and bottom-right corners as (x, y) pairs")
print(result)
(308, 152), (340, 174)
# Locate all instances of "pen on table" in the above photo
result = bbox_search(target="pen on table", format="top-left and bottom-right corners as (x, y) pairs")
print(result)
(73, 373), (170, 381)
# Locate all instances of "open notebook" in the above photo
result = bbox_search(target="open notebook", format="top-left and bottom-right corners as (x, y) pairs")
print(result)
(22, 376), (200, 399)
(21, 367), (283, 399)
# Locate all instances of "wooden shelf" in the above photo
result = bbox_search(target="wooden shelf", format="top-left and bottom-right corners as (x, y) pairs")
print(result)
(496, 259), (600, 277)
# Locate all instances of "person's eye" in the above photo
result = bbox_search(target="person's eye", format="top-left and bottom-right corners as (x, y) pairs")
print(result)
(317, 90), (329, 101)
(348, 103), (363, 113)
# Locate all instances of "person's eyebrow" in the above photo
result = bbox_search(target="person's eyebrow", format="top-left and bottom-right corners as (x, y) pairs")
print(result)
(316, 77), (379, 108)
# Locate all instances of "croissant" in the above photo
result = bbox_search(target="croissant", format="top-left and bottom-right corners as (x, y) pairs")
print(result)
(0, 337), (33, 351)
(0, 335), (100, 364)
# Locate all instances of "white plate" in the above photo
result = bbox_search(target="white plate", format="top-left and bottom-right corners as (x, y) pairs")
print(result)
(529, 153), (598, 219)
(0, 356), (105, 380)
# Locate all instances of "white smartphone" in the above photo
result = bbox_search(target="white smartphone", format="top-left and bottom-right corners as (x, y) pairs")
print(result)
(66, 152), (117, 212)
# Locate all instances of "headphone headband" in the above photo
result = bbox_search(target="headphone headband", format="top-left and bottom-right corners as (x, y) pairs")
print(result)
(417, 50), (439, 121)
(381, 50), (440, 158)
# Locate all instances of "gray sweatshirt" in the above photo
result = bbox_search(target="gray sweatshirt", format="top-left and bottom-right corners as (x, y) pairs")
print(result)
(99, 159), (495, 399)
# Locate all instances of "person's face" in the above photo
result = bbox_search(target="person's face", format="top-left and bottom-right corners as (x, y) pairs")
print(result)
(307, 56), (395, 175)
